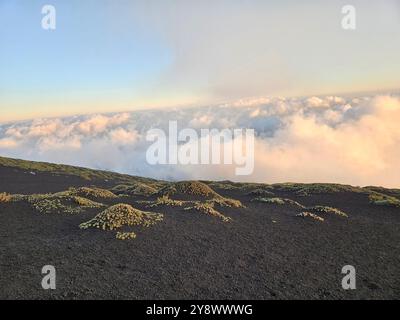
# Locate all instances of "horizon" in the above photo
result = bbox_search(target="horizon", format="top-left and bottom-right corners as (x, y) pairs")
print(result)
(0, 153), (397, 190)
(1, 86), (400, 124)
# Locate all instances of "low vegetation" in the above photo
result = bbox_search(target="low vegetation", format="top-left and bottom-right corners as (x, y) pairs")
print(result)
(70, 187), (117, 199)
(212, 197), (243, 208)
(145, 196), (185, 208)
(184, 202), (232, 222)
(238, 182), (274, 190)
(364, 186), (400, 198)
(251, 197), (305, 208)
(0, 155), (156, 185)
(112, 183), (158, 196)
(368, 192), (400, 208)
(157, 181), (220, 198)
(252, 195), (348, 218)
(207, 182), (240, 190)
(10, 192), (104, 214)
(246, 188), (275, 197)
(296, 212), (324, 222)
(155, 181), (243, 210)
(306, 205), (348, 217)
(73, 196), (105, 208)
(272, 183), (363, 196)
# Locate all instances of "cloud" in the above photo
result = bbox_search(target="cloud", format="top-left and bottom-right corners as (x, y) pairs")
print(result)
(0, 138), (18, 148)
(0, 94), (399, 187)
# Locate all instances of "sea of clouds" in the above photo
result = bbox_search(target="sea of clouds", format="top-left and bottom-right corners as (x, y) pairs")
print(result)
(1, 94), (399, 187)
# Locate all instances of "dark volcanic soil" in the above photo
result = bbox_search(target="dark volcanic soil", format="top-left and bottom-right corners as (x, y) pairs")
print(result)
(0, 165), (399, 299)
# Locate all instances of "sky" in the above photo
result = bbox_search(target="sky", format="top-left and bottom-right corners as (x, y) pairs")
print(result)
(1, 0), (400, 122)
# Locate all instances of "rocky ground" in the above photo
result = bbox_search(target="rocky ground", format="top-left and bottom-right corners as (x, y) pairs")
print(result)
(0, 156), (399, 299)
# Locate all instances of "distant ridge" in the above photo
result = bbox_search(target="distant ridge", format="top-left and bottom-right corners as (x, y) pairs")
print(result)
(0, 155), (156, 184)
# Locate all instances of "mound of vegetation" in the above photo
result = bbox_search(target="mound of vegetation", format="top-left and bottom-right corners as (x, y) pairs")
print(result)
(0, 192), (11, 203)
(296, 212), (324, 222)
(272, 183), (363, 196)
(251, 197), (305, 208)
(184, 202), (232, 222)
(212, 197), (243, 208)
(364, 186), (400, 199)
(306, 206), (348, 217)
(79, 204), (163, 231)
(156, 181), (243, 208)
(70, 187), (117, 199)
(157, 181), (220, 198)
(112, 183), (157, 196)
(368, 192), (400, 208)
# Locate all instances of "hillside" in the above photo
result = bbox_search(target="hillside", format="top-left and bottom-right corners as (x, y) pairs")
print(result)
(0, 156), (399, 299)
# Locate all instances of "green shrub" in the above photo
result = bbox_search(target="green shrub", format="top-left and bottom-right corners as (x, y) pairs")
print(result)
(368, 192), (400, 207)
(251, 197), (305, 208)
(306, 205), (348, 217)
(212, 197), (243, 208)
(272, 183), (363, 196)
(147, 196), (185, 207)
(116, 231), (137, 240)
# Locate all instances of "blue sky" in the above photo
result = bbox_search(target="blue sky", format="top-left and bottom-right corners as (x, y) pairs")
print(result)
(1, 0), (399, 121)
(0, 0), (174, 120)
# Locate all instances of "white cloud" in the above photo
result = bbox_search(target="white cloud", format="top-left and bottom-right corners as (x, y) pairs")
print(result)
(0, 94), (399, 187)
(306, 96), (329, 108)
(0, 138), (18, 148)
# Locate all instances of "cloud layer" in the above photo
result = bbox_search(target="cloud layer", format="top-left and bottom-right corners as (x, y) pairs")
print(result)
(1, 94), (399, 187)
